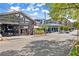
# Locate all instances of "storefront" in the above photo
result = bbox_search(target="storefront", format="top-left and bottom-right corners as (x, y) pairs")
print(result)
(0, 11), (35, 36)
(47, 23), (60, 33)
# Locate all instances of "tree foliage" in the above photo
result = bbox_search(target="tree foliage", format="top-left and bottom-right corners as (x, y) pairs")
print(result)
(72, 22), (79, 29)
(47, 3), (79, 21)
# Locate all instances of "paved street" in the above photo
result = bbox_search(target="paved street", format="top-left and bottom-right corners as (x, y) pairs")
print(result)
(0, 32), (77, 56)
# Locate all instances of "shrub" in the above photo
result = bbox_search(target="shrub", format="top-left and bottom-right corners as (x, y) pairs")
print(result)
(63, 26), (69, 31)
(60, 26), (64, 30)
(34, 28), (44, 34)
(70, 47), (77, 56)
(59, 26), (69, 31)
(72, 22), (79, 29)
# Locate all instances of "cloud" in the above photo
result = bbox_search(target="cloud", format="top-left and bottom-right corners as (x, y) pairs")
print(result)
(22, 9), (26, 11)
(46, 15), (51, 19)
(26, 4), (34, 11)
(42, 10), (49, 13)
(8, 6), (21, 12)
(26, 7), (39, 11)
(8, 3), (14, 5)
(42, 13), (51, 20)
(30, 12), (38, 19)
(36, 3), (46, 7)
(33, 12), (38, 16)
(26, 7), (31, 11)
(30, 12), (38, 16)
(26, 4), (40, 12)
(31, 3), (36, 5)
(32, 8), (39, 11)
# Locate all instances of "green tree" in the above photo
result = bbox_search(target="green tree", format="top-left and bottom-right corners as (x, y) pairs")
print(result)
(47, 3), (79, 27)
(47, 3), (79, 20)
(72, 22), (79, 29)
(47, 3), (79, 33)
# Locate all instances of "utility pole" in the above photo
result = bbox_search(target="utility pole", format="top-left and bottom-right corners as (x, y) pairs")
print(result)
(42, 10), (49, 34)
(44, 11), (47, 34)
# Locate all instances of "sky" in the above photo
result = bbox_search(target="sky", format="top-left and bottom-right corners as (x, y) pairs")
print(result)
(0, 3), (51, 20)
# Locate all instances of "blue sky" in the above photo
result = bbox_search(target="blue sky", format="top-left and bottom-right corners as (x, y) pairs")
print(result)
(0, 3), (51, 19)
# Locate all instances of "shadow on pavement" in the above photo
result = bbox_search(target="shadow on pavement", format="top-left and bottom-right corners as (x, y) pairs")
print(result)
(0, 40), (73, 56)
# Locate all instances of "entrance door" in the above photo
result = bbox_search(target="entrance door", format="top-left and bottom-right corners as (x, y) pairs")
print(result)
(20, 29), (28, 35)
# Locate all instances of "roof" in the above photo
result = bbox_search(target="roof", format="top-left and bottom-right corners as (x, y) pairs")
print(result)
(45, 20), (60, 26)
(19, 12), (35, 23)
(0, 11), (36, 24)
(67, 19), (77, 23)
(47, 23), (60, 26)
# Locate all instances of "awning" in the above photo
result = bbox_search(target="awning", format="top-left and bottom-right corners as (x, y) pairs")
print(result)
(47, 23), (60, 26)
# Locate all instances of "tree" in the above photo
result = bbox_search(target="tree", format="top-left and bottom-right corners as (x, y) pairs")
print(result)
(47, 3), (79, 20)
(72, 22), (79, 29)
(47, 3), (79, 39)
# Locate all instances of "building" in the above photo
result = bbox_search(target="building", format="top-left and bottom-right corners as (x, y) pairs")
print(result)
(35, 19), (45, 25)
(35, 19), (60, 32)
(0, 11), (36, 36)
(46, 20), (60, 32)
(65, 18), (77, 30)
